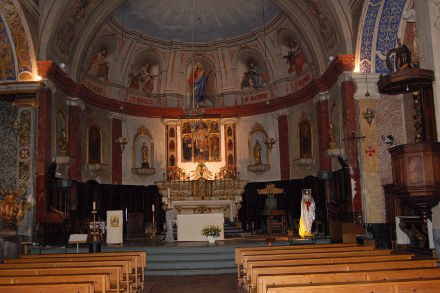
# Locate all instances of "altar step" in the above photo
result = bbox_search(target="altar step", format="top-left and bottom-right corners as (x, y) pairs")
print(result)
(161, 221), (245, 240)
(145, 244), (237, 276)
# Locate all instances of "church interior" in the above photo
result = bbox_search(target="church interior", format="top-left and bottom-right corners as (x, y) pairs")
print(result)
(1, 0), (440, 292)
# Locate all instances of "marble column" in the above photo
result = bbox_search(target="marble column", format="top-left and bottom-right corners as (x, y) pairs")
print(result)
(314, 92), (332, 171)
(36, 86), (52, 224)
(277, 111), (290, 180)
(112, 117), (123, 184)
(340, 75), (362, 220)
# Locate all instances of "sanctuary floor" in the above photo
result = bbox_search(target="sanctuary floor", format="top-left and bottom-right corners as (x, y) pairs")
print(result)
(142, 274), (245, 293)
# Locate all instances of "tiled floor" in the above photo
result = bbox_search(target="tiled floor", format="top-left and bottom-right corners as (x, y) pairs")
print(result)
(142, 274), (245, 293)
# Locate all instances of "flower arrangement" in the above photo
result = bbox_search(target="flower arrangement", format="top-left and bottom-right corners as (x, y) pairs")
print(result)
(201, 225), (221, 237)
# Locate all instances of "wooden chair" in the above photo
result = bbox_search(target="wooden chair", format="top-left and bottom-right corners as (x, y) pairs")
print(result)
(267, 210), (286, 234)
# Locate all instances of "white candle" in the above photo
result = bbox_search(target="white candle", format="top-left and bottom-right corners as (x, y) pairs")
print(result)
(152, 204), (155, 212)
(235, 196), (238, 204)
(93, 201), (96, 210)
(167, 187), (170, 198)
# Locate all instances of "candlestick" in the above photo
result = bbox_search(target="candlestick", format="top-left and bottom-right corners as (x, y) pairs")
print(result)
(167, 187), (170, 198)
(235, 195), (238, 204)
(93, 201), (96, 210)
(152, 204), (155, 212)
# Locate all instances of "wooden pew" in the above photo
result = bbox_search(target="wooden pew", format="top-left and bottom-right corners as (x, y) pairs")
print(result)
(235, 243), (358, 267)
(242, 248), (390, 274)
(258, 266), (440, 293)
(238, 245), (374, 277)
(265, 277), (440, 292)
(20, 251), (146, 282)
(3, 255), (138, 290)
(0, 281), (95, 293)
(0, 273), (109, 293)
(247, 254), (415, 291)
(0, 266), (124, 293)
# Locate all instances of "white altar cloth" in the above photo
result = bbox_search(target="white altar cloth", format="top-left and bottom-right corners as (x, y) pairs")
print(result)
(177, 213), (224, 241)
(169, 199), (236, 221)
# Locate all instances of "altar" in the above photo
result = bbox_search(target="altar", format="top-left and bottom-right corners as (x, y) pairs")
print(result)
(156, 163), (247, 241)
(177, 213), (224, 241)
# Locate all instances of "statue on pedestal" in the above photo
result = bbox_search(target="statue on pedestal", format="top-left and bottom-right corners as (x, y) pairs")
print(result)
(141, 142), (149, 168)
(253, 140), (262, 165)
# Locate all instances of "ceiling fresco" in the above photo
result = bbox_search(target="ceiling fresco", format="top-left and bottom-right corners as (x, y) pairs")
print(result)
(113, 0), (279, 42)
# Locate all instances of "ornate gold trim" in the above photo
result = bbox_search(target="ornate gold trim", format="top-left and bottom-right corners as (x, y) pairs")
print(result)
(12, 98), (38, 109)
(132, 125), (154, 169)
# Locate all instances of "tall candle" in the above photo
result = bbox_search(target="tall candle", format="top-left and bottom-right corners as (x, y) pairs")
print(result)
(167, 187), (170, 198)
(93, 201), (96, 210)
(152, 204), (155, 212)
(235, 196), (238, 204)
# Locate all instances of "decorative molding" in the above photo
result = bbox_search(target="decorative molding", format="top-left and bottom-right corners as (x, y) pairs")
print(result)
(312, 91), (330, 104)
(272, 109), (289, 119)
(12, 98), (38, 109)
(66, 97), (85, 110)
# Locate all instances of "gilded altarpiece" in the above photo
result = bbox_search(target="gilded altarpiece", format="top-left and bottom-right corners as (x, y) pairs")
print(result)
(180, 119), (220, 163)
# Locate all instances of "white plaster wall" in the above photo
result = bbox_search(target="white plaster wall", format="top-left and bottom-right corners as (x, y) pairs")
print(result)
(288, 100), (320, 179)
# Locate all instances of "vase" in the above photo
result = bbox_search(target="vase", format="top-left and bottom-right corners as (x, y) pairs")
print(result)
(207, 235), (216, 244)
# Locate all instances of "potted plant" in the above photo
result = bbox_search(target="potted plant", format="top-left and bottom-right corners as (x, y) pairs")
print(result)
(201, 225), (221, 244)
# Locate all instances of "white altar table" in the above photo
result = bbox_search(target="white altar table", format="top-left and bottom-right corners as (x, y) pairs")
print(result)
(177, 213), (224, 241)
(171, 199), (236, 221)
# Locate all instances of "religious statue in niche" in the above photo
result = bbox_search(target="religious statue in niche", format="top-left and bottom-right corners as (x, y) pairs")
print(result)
(253, 140), (262, 165)
(188, 62), (209, 103)
(88, 125), (102, 164)
(87, 49), (109, 81)
(59, 128), (68, 156)
(141, 142), (149, 168)
(194, 122), (210, 161)
(282, 40), (305, 75)
(298, 114), (312, 159)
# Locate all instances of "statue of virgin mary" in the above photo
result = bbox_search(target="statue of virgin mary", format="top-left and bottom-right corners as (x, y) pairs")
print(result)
(188, 62), (208, 103)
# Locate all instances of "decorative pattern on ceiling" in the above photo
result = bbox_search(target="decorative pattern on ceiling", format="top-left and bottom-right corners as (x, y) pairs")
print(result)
(358, 0), (407, 73)
(0, 0), (34, 80)
(113, 0), (279, 42)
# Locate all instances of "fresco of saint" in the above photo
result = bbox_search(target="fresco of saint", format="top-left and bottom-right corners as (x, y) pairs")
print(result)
(188, 62), (209, 102)
(88, 49), (109, 81)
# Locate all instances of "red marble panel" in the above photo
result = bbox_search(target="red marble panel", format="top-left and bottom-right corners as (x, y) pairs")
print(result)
(278, 115), (290, 180)
(36, 87), (52, 223)
(112, 119), (122, 184)
(341, 80), (362, 214)
(68, 105), (81, 180)
(316, 100), (331, 170)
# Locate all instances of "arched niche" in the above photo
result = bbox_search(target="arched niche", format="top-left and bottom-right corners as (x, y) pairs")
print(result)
(87, 121), (103, 165)
(183, 56), (217, 108)
(83, 34), (118, 82)
(247, 122), (271, 173)
(126, 50), (163, 97)
(276, 28), (309, 76)
(233, 48), (272, 91)
(132, 125), (155, 175)
(298, 113), (313, 160)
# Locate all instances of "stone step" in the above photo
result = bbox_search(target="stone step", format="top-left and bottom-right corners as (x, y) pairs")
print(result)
(145, 267), (237, 276)
(147, 259), (235, 270)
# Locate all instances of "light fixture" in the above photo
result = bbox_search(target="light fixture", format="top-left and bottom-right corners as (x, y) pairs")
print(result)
(114, 1), (128, 153)
(362, 75), (375, 127)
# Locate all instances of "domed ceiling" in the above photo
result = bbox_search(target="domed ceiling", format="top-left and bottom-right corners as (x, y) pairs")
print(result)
(114, 0), (279, 42)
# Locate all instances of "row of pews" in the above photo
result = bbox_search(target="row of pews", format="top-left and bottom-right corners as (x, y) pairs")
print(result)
(0, 251), (146, 293)
(235, 242), (440, 293)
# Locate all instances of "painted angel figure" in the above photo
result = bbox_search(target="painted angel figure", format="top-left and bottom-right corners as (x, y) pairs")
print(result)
(188, 62), (209, 102)
(282, 40), (305, 75)
(88, 49), (109, 81)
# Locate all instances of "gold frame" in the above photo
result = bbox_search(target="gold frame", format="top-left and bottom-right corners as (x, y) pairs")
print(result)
(180, 118), (221, 163)
(132, 125), (154, 169)
(86, 120), (103, 164)
(248, 122), (270, 165)
(297, 113), (313, 159)
(53, 105), (66, 156)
